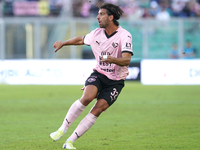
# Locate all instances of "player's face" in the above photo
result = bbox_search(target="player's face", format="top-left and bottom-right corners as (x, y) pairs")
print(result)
(97, 9), (109, 28)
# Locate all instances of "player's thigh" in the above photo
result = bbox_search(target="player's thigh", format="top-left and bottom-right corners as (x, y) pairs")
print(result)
(85, 70), (102, 92)
(80, 85), (98, 106)
(90, 99), (109, 117)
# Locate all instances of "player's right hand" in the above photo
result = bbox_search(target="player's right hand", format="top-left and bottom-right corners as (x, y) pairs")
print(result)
(53, 41), (63, 52)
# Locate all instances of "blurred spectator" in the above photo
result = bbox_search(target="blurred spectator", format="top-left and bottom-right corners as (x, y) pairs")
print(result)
(183, 40), (196, 59)
(80, 0), (91, 17)
(72, 0), (82, 17)
(50, 0), (64, 6)
(150, 0), (162, 3)
(4, 0), (14, 2)
(90, 0), (104, 17)
(121, 0), (145, 19)
(171, 0), (186, 17)
(169, 43), (179, 59)
(149, 1), (160, 17)
(155, 0), (171, 21)
(182, 1), (196, 17)
(1, 0), (200, 18)
(189, 0), (200, 17)
(104, 0), (118, 3)
(142, 6), (152, 18)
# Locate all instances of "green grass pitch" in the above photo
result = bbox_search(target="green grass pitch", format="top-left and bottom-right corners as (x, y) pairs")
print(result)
(0, 81), (200, 150)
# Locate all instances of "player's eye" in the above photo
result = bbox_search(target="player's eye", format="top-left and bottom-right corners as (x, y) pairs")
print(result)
(100, 12), (105, 16)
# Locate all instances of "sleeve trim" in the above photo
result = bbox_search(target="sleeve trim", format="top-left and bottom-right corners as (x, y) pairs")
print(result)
(122, 51), (134, 56)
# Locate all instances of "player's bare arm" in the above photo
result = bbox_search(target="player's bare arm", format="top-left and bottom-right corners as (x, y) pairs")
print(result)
(101, 52), (132, 66)
(54, 36), (84, 52)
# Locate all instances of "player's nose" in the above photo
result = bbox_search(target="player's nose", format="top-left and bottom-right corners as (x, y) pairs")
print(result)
(96, 14), (100, 19)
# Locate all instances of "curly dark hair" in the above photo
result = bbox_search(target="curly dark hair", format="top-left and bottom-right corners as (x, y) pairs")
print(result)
(98, 3), (124, 26)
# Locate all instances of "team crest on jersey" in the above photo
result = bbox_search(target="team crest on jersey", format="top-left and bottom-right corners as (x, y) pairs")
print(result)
(88, 78), (96, 83)
(112, 42), (118, 48)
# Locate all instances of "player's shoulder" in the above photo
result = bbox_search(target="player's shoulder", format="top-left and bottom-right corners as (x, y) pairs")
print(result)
(91, 28), (104, 34)
(86, 28), (104, 38)
(118, 26), (132, 38)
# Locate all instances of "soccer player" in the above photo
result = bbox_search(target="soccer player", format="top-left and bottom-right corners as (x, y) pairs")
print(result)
(50, 3), (133, 149)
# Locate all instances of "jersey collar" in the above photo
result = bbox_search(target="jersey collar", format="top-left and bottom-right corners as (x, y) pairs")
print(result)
(104, 30), (118, 38)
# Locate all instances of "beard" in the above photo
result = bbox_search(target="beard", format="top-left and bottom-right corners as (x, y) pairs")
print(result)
(99, 20), (109, 28)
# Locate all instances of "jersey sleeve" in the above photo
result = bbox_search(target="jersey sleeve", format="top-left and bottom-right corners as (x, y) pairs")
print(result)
(121, 32), (133, 55)
(83, 29), (96, 45)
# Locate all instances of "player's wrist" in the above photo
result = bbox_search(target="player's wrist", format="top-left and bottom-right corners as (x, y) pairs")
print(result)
(61, 41), (66, 46)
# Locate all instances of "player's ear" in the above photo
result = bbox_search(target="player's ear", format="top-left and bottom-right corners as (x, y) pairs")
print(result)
(109, 15), (114, 21)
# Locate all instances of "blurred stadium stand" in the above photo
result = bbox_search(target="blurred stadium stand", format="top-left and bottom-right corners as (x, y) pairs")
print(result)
(0, 0), (200, 61)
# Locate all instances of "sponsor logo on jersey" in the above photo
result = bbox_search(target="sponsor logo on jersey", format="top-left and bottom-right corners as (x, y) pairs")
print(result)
(124, 42), (132, 49)
(96, 41), (100, 45)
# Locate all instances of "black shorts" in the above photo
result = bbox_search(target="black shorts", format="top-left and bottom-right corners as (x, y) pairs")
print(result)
(85, 70), (125, 106)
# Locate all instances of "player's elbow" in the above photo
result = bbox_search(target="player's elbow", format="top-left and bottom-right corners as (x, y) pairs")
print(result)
(121, 53), (132, 66)
(125, 57), (131, 65)
(76, 41), (84, 45)
(74, 36), (84, 45)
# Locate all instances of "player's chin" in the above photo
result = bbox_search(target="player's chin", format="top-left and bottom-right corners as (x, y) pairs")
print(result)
(99, 24), (105, 28)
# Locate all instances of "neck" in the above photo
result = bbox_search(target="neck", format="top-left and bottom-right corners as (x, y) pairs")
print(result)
(104, 25), (119, 35)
